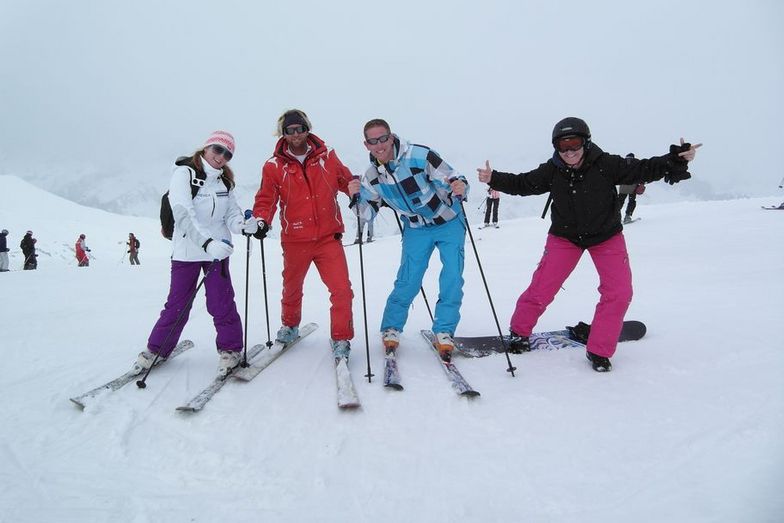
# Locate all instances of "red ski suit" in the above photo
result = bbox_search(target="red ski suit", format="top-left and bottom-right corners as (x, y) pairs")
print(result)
(252, 134), (354, 341)
(75, 238), (89, 267)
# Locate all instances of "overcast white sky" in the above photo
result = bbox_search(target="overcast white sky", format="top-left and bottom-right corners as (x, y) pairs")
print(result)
(2, 0), (783, 200)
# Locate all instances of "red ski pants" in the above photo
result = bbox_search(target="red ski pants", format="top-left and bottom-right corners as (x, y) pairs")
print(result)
(280, 235), (354, 341)
(510, 233), (633, 357)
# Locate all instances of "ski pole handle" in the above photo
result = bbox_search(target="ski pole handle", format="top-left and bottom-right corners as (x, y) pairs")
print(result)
(350, 175), (360, 207)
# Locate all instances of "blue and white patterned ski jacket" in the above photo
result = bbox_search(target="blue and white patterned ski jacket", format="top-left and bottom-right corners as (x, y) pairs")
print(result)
(356, 136), (469, 228)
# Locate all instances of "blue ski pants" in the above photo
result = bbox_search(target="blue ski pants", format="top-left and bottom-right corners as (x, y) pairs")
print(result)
(381, 217), (465, 335)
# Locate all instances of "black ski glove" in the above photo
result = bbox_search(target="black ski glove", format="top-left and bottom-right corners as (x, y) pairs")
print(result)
(663, 143), (692, 184)
(253, 220), (270, 240)
(669, 142), (691, 165)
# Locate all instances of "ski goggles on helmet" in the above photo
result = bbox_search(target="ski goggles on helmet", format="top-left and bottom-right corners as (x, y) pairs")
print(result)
(556, 135), (585, 153)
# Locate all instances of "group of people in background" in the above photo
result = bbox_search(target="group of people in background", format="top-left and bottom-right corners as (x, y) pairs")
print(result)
(0, 229), (39, 271)
(0, 230), (141, 270)
(130, 112), (701, 379)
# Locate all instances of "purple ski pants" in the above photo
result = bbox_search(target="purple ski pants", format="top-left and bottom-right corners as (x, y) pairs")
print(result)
(510, 233), (633, 358)
(147, 260), (243, 357)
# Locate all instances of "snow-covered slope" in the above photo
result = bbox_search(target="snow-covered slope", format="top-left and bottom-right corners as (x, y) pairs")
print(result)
(0, 176), (782, 522)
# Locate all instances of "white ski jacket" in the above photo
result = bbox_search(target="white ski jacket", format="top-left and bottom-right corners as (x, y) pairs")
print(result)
(168, 157), (244, 262)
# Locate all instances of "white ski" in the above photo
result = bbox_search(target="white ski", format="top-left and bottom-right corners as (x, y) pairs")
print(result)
(175, 343), (266, 413)
(231, 323), (318, 381)
(335, 356), (361, 409)
(70, 340), (194, 409)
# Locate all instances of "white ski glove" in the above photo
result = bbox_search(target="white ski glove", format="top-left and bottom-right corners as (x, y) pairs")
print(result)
(204, 239), (233, 260)
(242, 218), (259, 236)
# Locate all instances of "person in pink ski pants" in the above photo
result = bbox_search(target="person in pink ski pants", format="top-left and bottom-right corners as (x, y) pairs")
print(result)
(477, 117), (701, 371)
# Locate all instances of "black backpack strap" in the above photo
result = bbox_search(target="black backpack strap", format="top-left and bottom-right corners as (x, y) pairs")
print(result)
(187, 167), (206, 198)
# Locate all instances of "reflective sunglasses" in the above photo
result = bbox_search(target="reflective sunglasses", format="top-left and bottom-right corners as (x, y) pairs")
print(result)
(211, 145), (233, 161)
(556, 136), (584, 153)
(283, 125), (307, 136)
(366, 133), (391, 146)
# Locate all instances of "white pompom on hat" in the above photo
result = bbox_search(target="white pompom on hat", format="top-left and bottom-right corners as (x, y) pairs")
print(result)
(203, 130), (236, 155)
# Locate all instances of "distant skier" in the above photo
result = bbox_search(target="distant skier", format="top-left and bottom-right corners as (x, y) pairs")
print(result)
(481, 187), (500, 228)
(0, 229), (9, 272)
(354, 214), (375, 244)
(20, 230), (37, 270)
(477, 117), (701, 372)
(617, 153), (645, 223)
(134, 130), (257, 377)
(127, 233), (140, 265)
(75, 234), (91, 267)
(778, 176), (784, 208)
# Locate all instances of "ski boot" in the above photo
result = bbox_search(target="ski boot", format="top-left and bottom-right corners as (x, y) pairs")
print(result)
(508, 330), (530, 353)
(276, 325), (299, 344)
(586, 351), (612, 372)
(434, 332), (455, 362)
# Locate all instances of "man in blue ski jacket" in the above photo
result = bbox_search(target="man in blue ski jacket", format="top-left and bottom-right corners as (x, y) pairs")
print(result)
(348, 118), (468, 361)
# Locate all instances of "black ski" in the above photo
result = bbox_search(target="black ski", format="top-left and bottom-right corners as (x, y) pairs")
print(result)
(383, 349), (403, 390)
(420, 330), (480, 397)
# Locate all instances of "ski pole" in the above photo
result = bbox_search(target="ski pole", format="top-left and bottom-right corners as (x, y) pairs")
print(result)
(351, 178), (373, 382)
(259, 234), (273, 350)
(392, 210), (434, 322)
(241, 210), (253, 367)
(458, 200), (517, 377)
(137, 260), (219, 388)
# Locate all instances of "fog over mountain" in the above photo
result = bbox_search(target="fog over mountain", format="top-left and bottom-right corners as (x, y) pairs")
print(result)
(2, 1), (783, 217)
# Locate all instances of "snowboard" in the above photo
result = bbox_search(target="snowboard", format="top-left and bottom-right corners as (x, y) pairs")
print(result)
(453, 320), (647, 358)
(761, 205), (784, 210)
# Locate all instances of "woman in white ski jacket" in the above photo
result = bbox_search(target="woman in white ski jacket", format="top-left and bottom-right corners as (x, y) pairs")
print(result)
(135, 130), (258, 377)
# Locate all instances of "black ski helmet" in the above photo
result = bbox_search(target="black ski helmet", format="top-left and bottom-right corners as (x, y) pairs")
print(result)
(552, 117), (591, 144)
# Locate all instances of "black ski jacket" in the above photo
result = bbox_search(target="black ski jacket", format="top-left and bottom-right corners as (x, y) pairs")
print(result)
(488, 144), (688, 248)
(20, 234), (35, 255)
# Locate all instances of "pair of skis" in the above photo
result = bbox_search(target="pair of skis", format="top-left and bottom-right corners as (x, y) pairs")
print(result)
(176, 321), (358, 410)
(383, 330), (480, 397)
(70, 322), (360, 412)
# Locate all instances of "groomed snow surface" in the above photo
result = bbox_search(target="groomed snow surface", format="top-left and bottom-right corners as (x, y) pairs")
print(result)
(0, 176), (782, 522)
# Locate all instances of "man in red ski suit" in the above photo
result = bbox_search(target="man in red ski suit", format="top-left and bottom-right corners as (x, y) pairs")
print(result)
(75, 234), (90, 267)
(252, 109), (355, 361)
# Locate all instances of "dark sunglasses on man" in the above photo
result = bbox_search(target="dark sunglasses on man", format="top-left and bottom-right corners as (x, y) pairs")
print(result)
(211, 145), (233, 161)
(366, 134), (392, 146)
(556, 136), (584, 153)
(283, 125), (308, 136)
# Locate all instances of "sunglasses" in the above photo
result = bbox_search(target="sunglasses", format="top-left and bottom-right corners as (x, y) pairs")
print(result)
(283, 125), (307, 136)
(366, 134), (391, 146)
(211, 145), (233, 161)
(556, 136), (584, 153)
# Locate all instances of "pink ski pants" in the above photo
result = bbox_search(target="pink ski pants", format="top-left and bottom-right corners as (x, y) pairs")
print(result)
(510, 233), (633, 357)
